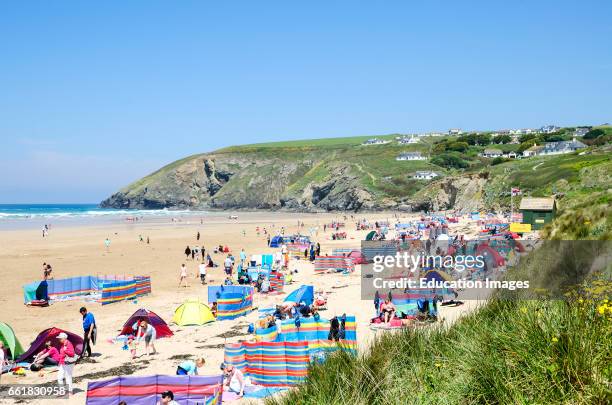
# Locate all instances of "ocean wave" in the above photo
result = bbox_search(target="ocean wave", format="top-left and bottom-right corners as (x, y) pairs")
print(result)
(0, 208), (208, 220)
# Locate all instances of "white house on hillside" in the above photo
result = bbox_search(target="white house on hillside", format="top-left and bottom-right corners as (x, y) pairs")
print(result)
(574, 127), (591, 137)
(539, 138), (587, 156)
(396, 152), (426, 161)
(481, 148), (503, 158)
(539, 125), (560, 134)
(448, 128), (463, 135)
(362, 138), (390, 146)
(413, 171), (439, 180)
(397, 136), (420, 144)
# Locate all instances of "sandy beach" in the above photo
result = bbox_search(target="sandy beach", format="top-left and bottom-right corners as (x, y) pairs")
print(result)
(0, 211), (482, 404)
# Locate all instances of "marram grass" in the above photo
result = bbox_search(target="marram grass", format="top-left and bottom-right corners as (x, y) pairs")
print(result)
(268, 296), (611, 405)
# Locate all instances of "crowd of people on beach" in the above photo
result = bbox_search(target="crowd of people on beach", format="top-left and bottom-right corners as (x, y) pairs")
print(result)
(10, 214), (460, 402)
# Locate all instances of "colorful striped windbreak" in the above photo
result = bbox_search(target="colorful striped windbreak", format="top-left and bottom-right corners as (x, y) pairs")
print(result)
(227, 315), (358, 386)
(277, 316), (357, 357)
(23, 275), (151, 305)
(286, 243), (310, 255)
(332, 247), (359, 256)
(361, 240), (398, 262)
(86, 374), (223, 405)
(314, 256), (354, 273)
(224, 341), (309, 387)
(208, 285), (254, 320)
(255, 324), (279, 342)
(99, 276), (152, 305)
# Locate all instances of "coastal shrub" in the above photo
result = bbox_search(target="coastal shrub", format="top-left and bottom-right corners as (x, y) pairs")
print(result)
(430, 153), (469, 169)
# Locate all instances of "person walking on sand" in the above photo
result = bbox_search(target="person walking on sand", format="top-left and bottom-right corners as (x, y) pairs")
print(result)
(239, 248), (247, 265)
(136, 320), (157, 356)
(184, 246), (191, 260)
(197, 231), (200, 241)
(179, 263), (188, 287)
(57, 332), (76, 395)
(198, 261), (207, 284)
(80, 307), (97, 358)
(224, 255), (233, 276)
(104, 237), (111, 251)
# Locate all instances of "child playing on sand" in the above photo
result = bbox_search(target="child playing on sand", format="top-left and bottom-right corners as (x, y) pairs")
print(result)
(127, 336), (136, 359)
(179, 264), (188, 287)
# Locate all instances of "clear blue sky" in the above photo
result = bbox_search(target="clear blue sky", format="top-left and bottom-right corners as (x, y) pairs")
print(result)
(1, 1), (610, 203)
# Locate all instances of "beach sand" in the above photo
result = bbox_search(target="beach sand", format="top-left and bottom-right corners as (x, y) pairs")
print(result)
(0, 212), (483, 404)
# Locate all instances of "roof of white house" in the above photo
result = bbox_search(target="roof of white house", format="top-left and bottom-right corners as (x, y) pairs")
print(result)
(519, 197), (556, 211)
(542, 139), (587, 152)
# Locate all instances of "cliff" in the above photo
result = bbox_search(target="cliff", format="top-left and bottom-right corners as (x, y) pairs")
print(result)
(101, 136), (611, 212)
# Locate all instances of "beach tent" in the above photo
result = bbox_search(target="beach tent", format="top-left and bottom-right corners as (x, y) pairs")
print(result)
(476, 244), (505, 267)
(17, 327), (83, 363)
(0, 322), (24, 360)
(365, 231), (377, 241)
(284, 285), (314, 306)
(172, 299), (215, 326)
(269, 236), (284, 248)
(120, 309), (173, 338)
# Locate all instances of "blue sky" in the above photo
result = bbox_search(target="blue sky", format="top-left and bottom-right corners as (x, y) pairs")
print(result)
(1, 1), (610, 203)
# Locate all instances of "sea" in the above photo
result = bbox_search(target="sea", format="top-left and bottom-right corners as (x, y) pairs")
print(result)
(0, 204), (207, 229)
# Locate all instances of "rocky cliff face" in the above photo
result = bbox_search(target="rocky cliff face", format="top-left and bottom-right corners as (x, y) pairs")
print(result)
(101, 152), (385, 211)
(408, 174), (488, 213)
(101, 148), (498, 212)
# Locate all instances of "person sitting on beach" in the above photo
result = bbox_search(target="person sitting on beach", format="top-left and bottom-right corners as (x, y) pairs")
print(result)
(211, 302), (218, 317)
(280, 301), (298, 318)
(44, 264), (53, 280)
(380, 299), (396, 325)
(273, 305), (284, 320)
(176, 358), (205, 375)
(31, 341), (60, 370)
(206, 254), (214, 267)
(265, 314), (276, 328)
(159, 390), (179, 405)
(299, 303), (313, 318)
(224, 277), (233, 286)
(224, 364), (244, 397)
(255, 274), (265, 292)
(237, 266), (250, 285)
(136, 320), (157, 356)
(314, 292), (327, 309)
(260, 277), (270, 293)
